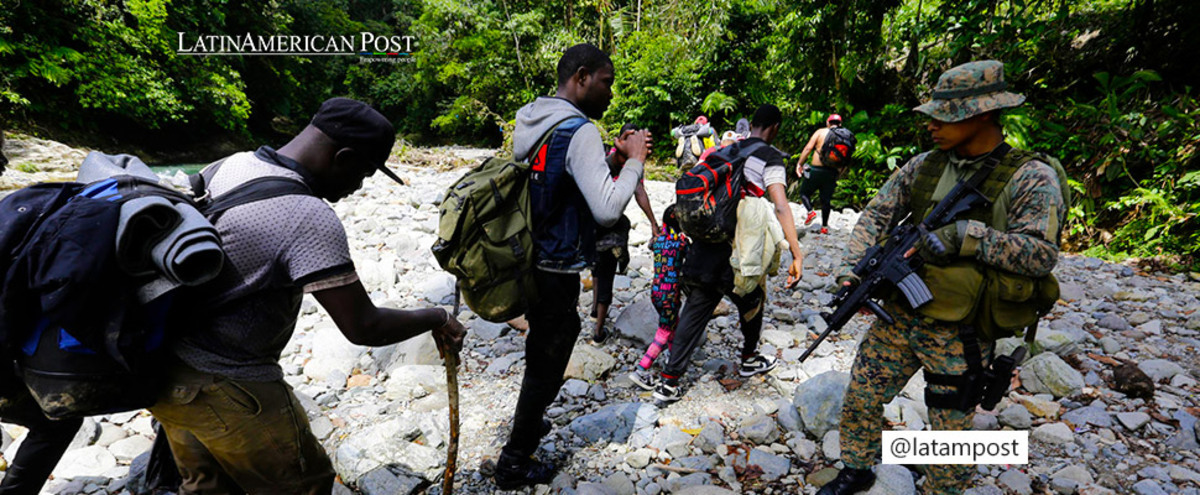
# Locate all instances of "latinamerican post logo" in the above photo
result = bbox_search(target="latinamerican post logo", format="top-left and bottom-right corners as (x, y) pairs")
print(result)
(176, 32), (415, 61)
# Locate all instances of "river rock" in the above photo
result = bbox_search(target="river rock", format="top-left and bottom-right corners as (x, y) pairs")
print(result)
(603, 472), (636, 495)
(730, 448), (790, 481)
(776, 398), (804, 432)
(1020, 353), (1085, 398)
(693, 422), (724, 454)
(738, 415), (780, 445)
(569, 402), (659, 445)
(999, 404), (1033, 429)
(613, 297), (658, 345)
(384, 364), (446, 401)
(332, 418), (439, 483)
(1116, 412), (1151, 431)
(999, 469), (1033, 495)
(650, 426), (694, 458)
(52, 446), (117, 480)
(417, 272), (455, 304)
(304, 325), (370, 385)
(865, 464), (917, 495)
(565, 344), (617, 381)
(468, 319), (508, 341)
(577, 481), (619, 495)
(1132, 479), (1169, 495)
(1138, 359), (1184, 382)
(822, 430), (841, 460)
(357, 466), (422, 495)
(1052, 465), (1095, 486)
(793, 370), (851, 437)
(1032, 423), (1075, 445)
(1062, 405), (1113, 428)
(108, 435), (153, 462)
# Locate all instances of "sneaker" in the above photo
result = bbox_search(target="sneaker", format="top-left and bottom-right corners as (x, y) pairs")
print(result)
(592, 326), (610, 344)
(805, 211), (818, 225)
(739, 354), (778, 377)
(630, 368), (657, 391)
(820, 227), (829, 235)
(652, 378), (682, 404)
(493, 451), (557, 490)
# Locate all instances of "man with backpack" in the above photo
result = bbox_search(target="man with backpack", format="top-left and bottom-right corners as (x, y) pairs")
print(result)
(794, 114), (855, 234)
(491, 43), (648, 489)
(819, 61), (1067, 495)
(147, 97), (466, 494)
(0, 129), (86, 495)
(653, 104), (804, 404)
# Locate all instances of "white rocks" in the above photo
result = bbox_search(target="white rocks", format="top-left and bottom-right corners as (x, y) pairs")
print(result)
(999, 404), (1033, 429)
(625, 448), (653, 469)
(467, 318), (508, 341)
(738, 415), (780, 445)
(383, 364), (446, 401)
(304, 325), (370, 386)
(792, 370), (851, 437)
(565, 344), (616, 382)
(1032, 422), (1075, 445)
(332, 418), (440, 483)
(569, 403), (659, 445)
(108, 435), (153, 462)
(1138, 359), (1185, 382)
(821, 430), (841, 460)
(52, 446), (117, 480)
(998, 469), (1033, 495)
(865, 464), (917, 495)
(416, 272), (456, 304)
(1116, 412), (1152, 431)
(1020, 353), (1085, 398)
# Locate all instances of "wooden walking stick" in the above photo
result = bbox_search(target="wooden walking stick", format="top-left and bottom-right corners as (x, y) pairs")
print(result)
(437, 286), (461, 494)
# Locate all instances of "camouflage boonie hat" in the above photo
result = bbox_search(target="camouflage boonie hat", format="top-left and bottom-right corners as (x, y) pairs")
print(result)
(914, 60), (1025, 123)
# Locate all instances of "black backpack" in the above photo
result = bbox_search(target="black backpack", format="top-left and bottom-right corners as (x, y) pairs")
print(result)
(0, 160), (311, 419)
(674, 140), (766, 243)
(820, 127), (857, 167)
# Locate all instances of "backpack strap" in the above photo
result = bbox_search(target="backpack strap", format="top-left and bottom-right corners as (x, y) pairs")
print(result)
(528, 116), (590, 172)
(201, 176), (314, 224)
(188, 158), (228, 205)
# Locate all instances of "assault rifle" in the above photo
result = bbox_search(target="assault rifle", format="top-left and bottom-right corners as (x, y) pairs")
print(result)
(797, 145), (1010, 363)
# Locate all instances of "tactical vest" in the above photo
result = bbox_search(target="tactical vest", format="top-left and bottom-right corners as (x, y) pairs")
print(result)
(529, 117), (595, 271)
(907, 147), (1070, 341)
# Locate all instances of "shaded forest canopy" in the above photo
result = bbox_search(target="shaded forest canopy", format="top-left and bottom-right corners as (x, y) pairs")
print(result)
(1, 0), (1198, 266)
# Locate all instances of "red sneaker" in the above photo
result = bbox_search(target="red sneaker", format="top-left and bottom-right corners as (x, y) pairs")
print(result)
(805, 211), (818, 225)
(820, 227), (829, 235)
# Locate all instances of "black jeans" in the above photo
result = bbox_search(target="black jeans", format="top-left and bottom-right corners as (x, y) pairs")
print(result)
(0, 388), (82, 495)
(502, 269), (581, 457)
(593, 248), (617, 307)
(799, 165), (839, 227)
(662, 280), (765, 379)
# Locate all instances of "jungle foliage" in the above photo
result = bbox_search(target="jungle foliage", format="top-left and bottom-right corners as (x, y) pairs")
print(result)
(1, 0), (1198, 266)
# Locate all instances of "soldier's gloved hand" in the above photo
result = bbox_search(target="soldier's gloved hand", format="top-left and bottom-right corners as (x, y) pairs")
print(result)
(918, 220), (968, 265)
(827, 273), (860, 293)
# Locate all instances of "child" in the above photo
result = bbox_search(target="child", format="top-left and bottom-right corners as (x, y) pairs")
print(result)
(630, 204), (687, 390)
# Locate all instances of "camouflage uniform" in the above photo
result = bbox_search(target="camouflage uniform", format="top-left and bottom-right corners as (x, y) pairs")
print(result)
(834, 61), (1065, 494)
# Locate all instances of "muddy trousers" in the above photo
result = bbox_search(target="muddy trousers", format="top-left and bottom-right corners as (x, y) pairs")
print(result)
(838, 305), (990, 495)
(503, 270), (581, 457)
(0, 393), (82, 495)
(662, 281), (764, 379)
(149, 362), (334, 494)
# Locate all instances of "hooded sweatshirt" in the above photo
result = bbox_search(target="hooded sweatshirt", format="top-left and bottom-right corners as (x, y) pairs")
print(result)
(513, 97), (643, 227)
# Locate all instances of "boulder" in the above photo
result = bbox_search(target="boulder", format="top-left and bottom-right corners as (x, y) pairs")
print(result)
(569, 403), (659, 446)
(613, 297), (659, 346)
(1020, 353), (1084, 398)
(865, 464), (917, 495)
(793, 371), (851, 437)
(565, 344), (617, 381)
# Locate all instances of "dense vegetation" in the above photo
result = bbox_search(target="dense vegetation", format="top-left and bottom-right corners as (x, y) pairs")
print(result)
(1, 0), (1197, 267)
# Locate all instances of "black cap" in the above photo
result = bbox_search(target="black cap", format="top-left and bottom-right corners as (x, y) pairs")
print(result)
(310, 97), (404, 185)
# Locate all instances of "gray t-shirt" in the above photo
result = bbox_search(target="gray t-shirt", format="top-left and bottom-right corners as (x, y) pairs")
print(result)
(173, 151), (357, 381)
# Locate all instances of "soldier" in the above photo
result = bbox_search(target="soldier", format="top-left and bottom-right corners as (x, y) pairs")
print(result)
(819, 60), (1068, 495)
